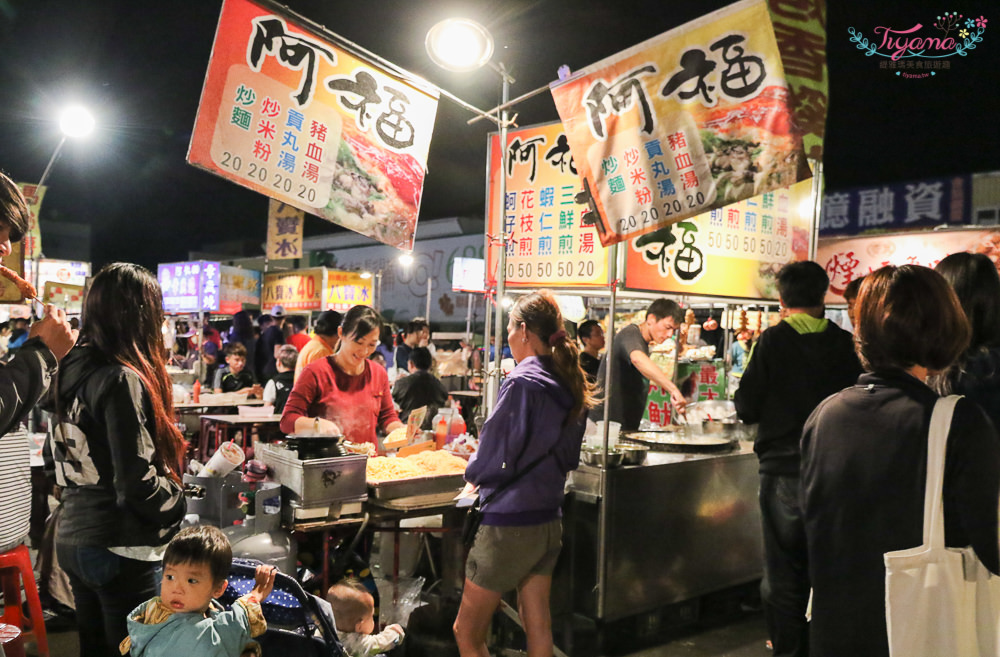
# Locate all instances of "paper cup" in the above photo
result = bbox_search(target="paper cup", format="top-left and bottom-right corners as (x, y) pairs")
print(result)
(198, 441), (245, 478)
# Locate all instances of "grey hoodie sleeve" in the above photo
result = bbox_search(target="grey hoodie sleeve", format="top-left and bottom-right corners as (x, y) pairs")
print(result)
(0, 338), (57, 437)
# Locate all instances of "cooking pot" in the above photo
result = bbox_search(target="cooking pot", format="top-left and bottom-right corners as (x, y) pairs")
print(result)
(277, 434), (345, 460)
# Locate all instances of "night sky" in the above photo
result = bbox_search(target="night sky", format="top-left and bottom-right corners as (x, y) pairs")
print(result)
(0, 0), (997, 271)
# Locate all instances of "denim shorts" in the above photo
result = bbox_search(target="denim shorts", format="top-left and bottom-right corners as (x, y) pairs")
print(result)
(466, 519), (562, 593)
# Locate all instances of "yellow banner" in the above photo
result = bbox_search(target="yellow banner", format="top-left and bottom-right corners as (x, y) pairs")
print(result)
(486, 121), (609, 288)
(16, 183), (45, 260)
(266, 199), (304, 260)
(550, 0), (810, 247)
(262, 267), (325, 311)
(325, 270), (373, 310)
(624, 178), (814, 299)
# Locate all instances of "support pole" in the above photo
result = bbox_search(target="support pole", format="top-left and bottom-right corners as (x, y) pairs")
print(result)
(487, 63), (512, 414)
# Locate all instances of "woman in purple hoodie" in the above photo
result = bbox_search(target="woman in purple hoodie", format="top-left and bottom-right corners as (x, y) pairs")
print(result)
(454, 290), (596, 657)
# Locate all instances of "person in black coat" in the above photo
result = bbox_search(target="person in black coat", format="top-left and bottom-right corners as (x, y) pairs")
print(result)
(801, 265), (1000, 657)
(735, 261), (862, 657)
(391, 346), (448, 430)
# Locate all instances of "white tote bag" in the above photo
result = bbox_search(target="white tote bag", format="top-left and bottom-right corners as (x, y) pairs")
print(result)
(884, 395), (1000, 657)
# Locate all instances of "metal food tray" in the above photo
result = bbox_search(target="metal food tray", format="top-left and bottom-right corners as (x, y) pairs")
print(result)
(621, 431), (737, 453)
(368, 473), (465, 500)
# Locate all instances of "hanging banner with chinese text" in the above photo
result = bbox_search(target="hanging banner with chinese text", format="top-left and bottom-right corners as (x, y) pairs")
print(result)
(325, 270), (372, 310)
(16, 183), (45, 260)
(262, 267), (325, 311)
(766, 0), (827, 160)
(188, 0), (439, 250)
(817, 228), (1000, 304)
(625, 178), (813, 299)
(819, 175), (971, 237)
(266, 199), (304, 260)
(550, 0), (811, 247)
(486, 121), (608, 288)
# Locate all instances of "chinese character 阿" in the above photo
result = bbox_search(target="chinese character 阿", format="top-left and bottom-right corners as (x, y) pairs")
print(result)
(507, 136), (546, 182)
(248, 17), (336, 107)
(585, 65), (658, 139)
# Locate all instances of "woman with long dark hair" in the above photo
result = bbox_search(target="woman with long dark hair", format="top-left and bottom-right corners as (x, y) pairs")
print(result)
(280, 304), (403, 448)
(454, 290), (596, 657)
(45, 262), (187, 656)
(932, 251), (1000, 428)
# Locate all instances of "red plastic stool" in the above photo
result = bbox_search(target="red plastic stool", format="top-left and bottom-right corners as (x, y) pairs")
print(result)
(0, 544), (48, 657)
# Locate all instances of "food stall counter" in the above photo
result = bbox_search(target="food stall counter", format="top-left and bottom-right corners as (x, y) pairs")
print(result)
(559, 440), (762, 622)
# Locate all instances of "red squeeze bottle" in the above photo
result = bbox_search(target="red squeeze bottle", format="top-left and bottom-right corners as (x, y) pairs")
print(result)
(192, 380), (201, 403)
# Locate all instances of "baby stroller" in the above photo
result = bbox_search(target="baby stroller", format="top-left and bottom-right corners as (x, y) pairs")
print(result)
(219, 558), (345, 657)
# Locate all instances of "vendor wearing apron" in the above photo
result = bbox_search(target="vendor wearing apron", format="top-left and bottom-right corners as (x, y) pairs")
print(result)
(280, 305), (403, 451)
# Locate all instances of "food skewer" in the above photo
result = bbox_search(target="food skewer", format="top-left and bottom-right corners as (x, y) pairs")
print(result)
(0, 264), (42, 304)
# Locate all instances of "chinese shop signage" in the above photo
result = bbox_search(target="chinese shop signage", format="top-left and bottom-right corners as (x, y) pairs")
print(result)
(219, 266), (262, 314)
(486, 121), (609, 288)
(43, 282), (85, 314)
(158, 261), (221, 314)
(550, 0), (810, 247)
(817, 228), (1000, 304)
(189, 0), (439, 250)
(262, 268), (325, 311)
(819, 175), (971, 237)
(266, 199), (304, 260)
(325, 270), (372, 311)
(624, 178), (813, 300)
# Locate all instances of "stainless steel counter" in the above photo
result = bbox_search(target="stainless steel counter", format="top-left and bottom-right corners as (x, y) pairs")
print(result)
(558, 441), (763, 622)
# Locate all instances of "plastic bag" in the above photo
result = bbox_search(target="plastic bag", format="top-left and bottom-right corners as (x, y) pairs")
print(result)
(373, 576), (426, 627)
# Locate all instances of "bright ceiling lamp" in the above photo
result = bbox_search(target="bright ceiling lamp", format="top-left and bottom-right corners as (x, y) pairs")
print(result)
(425, 18), (494, 73)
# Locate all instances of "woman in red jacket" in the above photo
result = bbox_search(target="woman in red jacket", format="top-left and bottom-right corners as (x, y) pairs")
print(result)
(280, 304), (403, 449)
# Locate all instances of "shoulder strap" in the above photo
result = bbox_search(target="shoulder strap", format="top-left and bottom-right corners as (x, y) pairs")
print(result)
(481, 447), (555, 507)
(924, 394), (962, 548)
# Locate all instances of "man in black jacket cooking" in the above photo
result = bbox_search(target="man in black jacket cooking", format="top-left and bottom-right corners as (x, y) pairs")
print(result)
(735, 260), (862, 657)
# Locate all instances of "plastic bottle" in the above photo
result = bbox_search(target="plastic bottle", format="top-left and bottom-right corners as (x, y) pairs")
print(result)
(449, 402), (466, 442)
(434, 408), (451, 449)
(192, 379), (201, 403)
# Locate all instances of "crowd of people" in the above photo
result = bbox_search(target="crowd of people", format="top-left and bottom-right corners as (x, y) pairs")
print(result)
(4, 156), (1000, 657)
